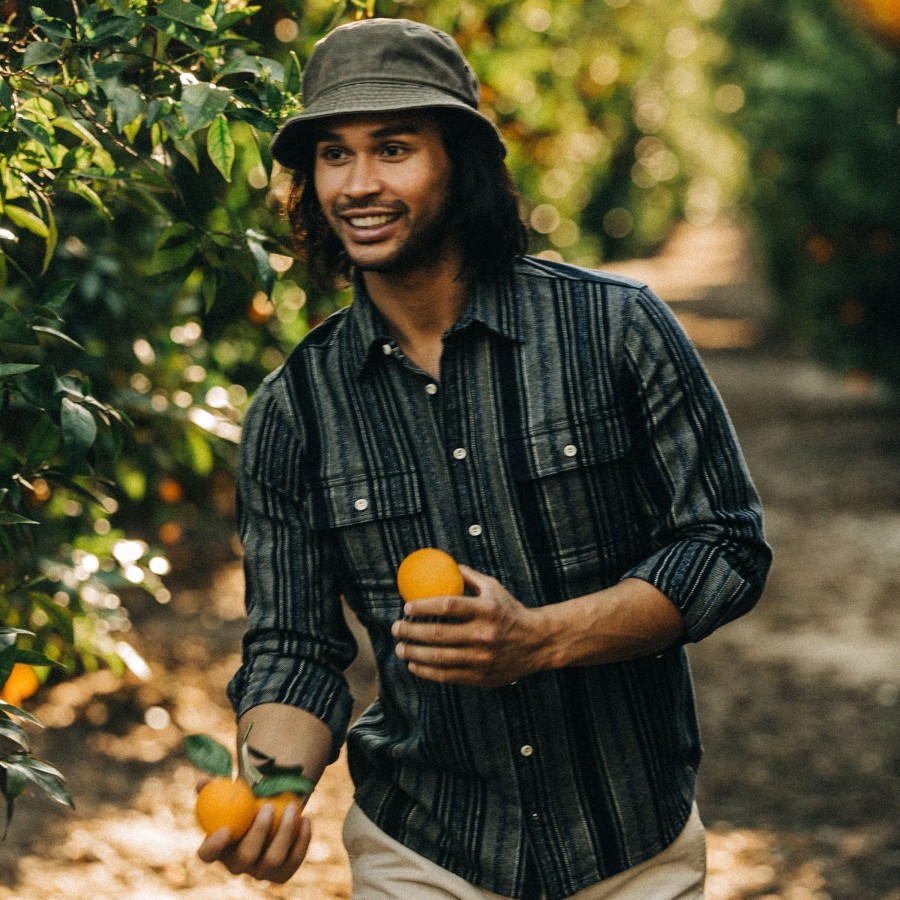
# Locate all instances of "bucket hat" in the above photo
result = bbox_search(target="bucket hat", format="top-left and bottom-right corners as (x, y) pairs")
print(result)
(270, 18), (505, 168)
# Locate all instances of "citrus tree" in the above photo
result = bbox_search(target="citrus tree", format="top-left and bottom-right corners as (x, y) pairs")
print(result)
(712, 0), (900, 391)
(0, 0), (378, 821)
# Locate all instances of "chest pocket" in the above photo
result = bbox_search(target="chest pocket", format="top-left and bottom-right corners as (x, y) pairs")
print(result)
(307, 469), (424, 621)
(510, 409), (638, 569)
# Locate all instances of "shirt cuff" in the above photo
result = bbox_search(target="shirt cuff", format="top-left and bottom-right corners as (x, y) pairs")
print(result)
(227, 653), (354, 764)
(623, 539), (764, 643)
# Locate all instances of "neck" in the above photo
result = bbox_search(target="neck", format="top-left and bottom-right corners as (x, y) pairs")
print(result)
(361, 250), (468, 378)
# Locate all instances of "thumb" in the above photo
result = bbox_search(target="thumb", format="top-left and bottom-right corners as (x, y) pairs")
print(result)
(458, 563), (490, 594)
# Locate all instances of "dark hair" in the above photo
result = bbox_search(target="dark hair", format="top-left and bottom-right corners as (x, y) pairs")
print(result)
(286, 109), (527, 295)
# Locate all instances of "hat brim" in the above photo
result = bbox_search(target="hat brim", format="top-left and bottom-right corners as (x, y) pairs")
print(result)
(270, 81), (505, 168)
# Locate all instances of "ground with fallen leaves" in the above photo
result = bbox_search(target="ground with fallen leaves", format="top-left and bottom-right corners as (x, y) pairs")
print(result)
(1, 220), (898, 899)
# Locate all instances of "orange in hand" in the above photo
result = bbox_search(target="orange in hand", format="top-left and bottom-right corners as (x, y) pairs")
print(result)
(397, 548), (464, 602)
(195, 776), (257, 841)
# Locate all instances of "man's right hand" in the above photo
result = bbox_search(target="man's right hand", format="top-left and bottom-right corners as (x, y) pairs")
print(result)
(197, 796), (311, 884)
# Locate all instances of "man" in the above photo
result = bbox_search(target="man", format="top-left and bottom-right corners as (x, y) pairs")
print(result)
(199, 17), (772, 899)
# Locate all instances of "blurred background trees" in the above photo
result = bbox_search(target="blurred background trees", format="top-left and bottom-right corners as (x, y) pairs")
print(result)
(1, 0), (897, 734)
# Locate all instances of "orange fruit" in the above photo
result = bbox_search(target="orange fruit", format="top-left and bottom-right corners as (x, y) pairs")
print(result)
(1, 664), (40, 706)
(397, 548), (464, 602)
(255, 792), (306, 839)
(195, 776), (257, 841)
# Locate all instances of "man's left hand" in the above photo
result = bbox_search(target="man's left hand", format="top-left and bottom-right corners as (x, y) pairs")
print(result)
(391, 565), (550, 687)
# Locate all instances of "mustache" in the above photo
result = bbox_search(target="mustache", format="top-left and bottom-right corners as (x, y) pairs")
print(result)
(332, 199), (408, 217)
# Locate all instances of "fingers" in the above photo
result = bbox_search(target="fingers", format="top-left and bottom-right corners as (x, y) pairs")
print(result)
(197, 801), (309, 884)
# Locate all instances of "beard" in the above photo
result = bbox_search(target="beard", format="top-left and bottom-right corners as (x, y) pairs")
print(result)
(336, 197), (456, 277)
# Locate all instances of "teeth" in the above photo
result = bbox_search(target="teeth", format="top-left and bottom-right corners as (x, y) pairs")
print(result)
(348, 214), (395, 227)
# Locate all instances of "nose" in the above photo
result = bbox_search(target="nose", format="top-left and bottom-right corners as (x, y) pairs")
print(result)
(342, 154), (382, 200)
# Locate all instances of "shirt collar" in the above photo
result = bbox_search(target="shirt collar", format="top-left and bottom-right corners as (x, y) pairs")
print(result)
(345, 270), (526, 378)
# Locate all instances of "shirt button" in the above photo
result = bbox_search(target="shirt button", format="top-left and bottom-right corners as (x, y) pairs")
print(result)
(519, 744), (534, 757)
(563, 444), (578, 457)
(467, 524), (483, 537)
(452, 447), (467, 460)
(354, 498), (369, 511)
(381, 343), (393, 355)
(425, 383), (438, 395)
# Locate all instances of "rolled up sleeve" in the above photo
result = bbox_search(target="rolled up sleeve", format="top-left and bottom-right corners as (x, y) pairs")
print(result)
(226, 379), (357, 761)
(620, 289), (772, 642)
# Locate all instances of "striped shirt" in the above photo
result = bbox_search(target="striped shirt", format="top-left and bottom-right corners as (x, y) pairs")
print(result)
(228, 256), (771, 899)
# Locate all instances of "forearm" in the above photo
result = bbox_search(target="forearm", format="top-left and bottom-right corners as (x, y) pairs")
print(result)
(238, 703), (334, 786)
(539, 577), (686, 670)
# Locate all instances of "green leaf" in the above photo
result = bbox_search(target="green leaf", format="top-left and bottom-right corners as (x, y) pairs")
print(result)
(40, 279), (76, 310)
(184, 734), (233, 777)
(105, 82), (145, 133)
(22, 42), (62, 68)
(157, 0), (217, 32)
(0, 755), (74, 810)
(149, 222), (197, 274)
(246, 235), (274, 294)
(206, 114), (235, 182)
(60, 397), (97, 459)
(217, 6), (261, 31)
(0, 701), (42, 726)
(16, 116), (55, 151)
(181, 82), (230, 134)
(33, 326), (84, 350)
(26, 414), (61, 464)
(88, 14), (142, 44)
(0, 77), (12, 110)
(0, 304), (37, 345)
(216, 55), (262, 80)
(253, 773), (316, 799)
(284, 51), (302, 94)
(0, 364), (40, 379)
(171, 135), (200, 171)
(0, 513), (39, 526)
(4, 204), (50, 240)
(0, 718), (30, 752)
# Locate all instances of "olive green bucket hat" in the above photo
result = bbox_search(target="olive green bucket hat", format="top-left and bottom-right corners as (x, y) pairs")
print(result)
(270, 17), (505, 168)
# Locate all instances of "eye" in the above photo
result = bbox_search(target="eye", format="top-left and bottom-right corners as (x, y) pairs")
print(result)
(381, 143), (409, 159)
(318, 145), (348, 162)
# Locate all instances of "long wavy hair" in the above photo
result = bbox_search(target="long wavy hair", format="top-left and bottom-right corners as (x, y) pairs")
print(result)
(286, 109), (528, 294)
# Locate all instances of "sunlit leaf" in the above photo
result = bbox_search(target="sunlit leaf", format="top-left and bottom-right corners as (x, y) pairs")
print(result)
(0, 719), (29, 752)
(3, 205), (49, 240)
(33, 326), (84, 350)
(181, 83), (230, 134)
(253, 773), (316, 798)
(156, 0), (217, 32)
(207, 114), (235, 182)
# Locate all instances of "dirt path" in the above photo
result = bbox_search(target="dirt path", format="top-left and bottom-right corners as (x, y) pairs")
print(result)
(2, 220), (898, 899)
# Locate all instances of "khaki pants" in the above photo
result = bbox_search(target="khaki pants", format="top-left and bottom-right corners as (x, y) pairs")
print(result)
(344, 802), (706, 899)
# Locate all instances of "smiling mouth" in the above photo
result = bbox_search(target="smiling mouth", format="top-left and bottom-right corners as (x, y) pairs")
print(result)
(345, 213), (401, 228)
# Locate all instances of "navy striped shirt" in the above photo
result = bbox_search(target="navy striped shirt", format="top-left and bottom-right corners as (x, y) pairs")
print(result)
(228, 256), (771, 898)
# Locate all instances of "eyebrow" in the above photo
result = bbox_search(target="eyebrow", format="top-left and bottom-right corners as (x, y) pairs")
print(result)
(315, 123), (423, 143)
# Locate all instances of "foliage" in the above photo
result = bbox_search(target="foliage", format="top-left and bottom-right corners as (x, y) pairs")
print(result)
(0, 627), (73, 831)
(712, 0), (900, 392)
(0, 0), (311, 676)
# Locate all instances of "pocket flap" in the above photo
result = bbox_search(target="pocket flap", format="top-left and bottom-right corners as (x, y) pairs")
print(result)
(512, 410), (631, 480)
(308, 470), (423, 529)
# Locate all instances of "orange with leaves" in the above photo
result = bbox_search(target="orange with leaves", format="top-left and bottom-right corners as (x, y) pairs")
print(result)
(397, 548), (464, 602)
(195, 776), (257, 840)
(185, 731), (315, 844)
